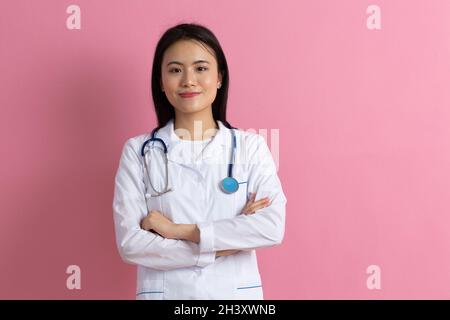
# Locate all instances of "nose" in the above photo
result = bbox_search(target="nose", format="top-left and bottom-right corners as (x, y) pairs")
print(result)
(181, 68), (197, 87)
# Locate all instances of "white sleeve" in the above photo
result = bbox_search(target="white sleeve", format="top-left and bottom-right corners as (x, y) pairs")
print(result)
(113, 138), (216, 270)
(197, 134), (287, 252)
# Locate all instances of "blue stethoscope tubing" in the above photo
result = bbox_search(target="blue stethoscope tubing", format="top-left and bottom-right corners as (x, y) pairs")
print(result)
(140, 126), (239, 197)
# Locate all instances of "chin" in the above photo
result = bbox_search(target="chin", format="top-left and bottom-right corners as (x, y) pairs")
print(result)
(175, 104), (209, 114)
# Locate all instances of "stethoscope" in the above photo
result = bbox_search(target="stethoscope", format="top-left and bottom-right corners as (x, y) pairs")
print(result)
(140, 126), (240, 197)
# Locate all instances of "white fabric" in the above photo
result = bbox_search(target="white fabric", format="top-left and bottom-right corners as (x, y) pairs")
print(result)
(112, 118), (287, 300)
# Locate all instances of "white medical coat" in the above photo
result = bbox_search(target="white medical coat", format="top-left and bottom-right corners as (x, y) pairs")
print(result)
(112, 118), (287, 300)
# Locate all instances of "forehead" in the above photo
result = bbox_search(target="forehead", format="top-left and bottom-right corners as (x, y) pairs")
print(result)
(163, 39), (216, 63)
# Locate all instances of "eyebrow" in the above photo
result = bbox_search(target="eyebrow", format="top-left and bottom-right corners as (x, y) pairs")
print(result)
(166, 60), (210, 67)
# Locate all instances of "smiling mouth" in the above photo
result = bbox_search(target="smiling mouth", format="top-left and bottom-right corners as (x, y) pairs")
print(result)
(179, 92), (201, 98)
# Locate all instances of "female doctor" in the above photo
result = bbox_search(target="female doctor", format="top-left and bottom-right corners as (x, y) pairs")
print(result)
(113, 23), (287, 300)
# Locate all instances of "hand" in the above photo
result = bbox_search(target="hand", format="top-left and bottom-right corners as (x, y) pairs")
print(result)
(241, 192), (272, 215)
(215, 193), (273, 258)
(140, 210), (176, 239)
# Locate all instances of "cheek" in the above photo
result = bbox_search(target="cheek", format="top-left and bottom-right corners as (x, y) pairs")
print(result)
(161, 72), (178, 88)
(201, 77), (217, 88)
(163, 78), (178, 92)
(199, 80), (219, 100)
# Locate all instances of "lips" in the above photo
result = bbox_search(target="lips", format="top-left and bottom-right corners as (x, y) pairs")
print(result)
(179, 92), (200, 98)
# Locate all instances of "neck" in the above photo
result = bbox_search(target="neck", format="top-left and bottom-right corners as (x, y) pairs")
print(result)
(174, 107), (219, 141)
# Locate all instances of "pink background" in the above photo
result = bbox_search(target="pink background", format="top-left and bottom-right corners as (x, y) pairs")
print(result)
(1, 0), (450, 299)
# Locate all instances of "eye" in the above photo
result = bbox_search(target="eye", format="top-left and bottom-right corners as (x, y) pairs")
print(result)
(168, 66), (208, 73)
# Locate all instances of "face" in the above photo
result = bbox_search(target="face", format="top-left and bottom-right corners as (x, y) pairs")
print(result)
(160, 39), (222, 115)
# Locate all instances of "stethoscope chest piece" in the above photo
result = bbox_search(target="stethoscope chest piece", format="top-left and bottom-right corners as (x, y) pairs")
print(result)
(220, 177), (239, 194)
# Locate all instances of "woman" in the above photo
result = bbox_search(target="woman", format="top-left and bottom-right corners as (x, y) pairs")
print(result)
(113, 23), (287, 300)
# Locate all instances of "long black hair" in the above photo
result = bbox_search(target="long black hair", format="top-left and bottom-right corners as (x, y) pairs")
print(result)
(150, 23), (236, 131)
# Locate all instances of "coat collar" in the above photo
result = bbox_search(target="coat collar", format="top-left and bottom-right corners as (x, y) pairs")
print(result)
(152, 118), (231, 164)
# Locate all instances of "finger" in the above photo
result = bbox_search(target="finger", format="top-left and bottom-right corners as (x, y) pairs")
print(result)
(242, 194), (257, 213)
(242, 199), (264, 211)
(241, 195), (269, 215)
(244, 196), (267, 208)
(243, 198), (270, 214)
(248, 197), (270, 209)
(246, 192), (256, 204)
(243, 198), (267, 213)
(243, 205), (263, 215)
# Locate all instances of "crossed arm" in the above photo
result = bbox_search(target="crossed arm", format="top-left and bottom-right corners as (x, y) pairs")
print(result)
(114, 135), (286, 270)
(140, 192), (272, 250)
